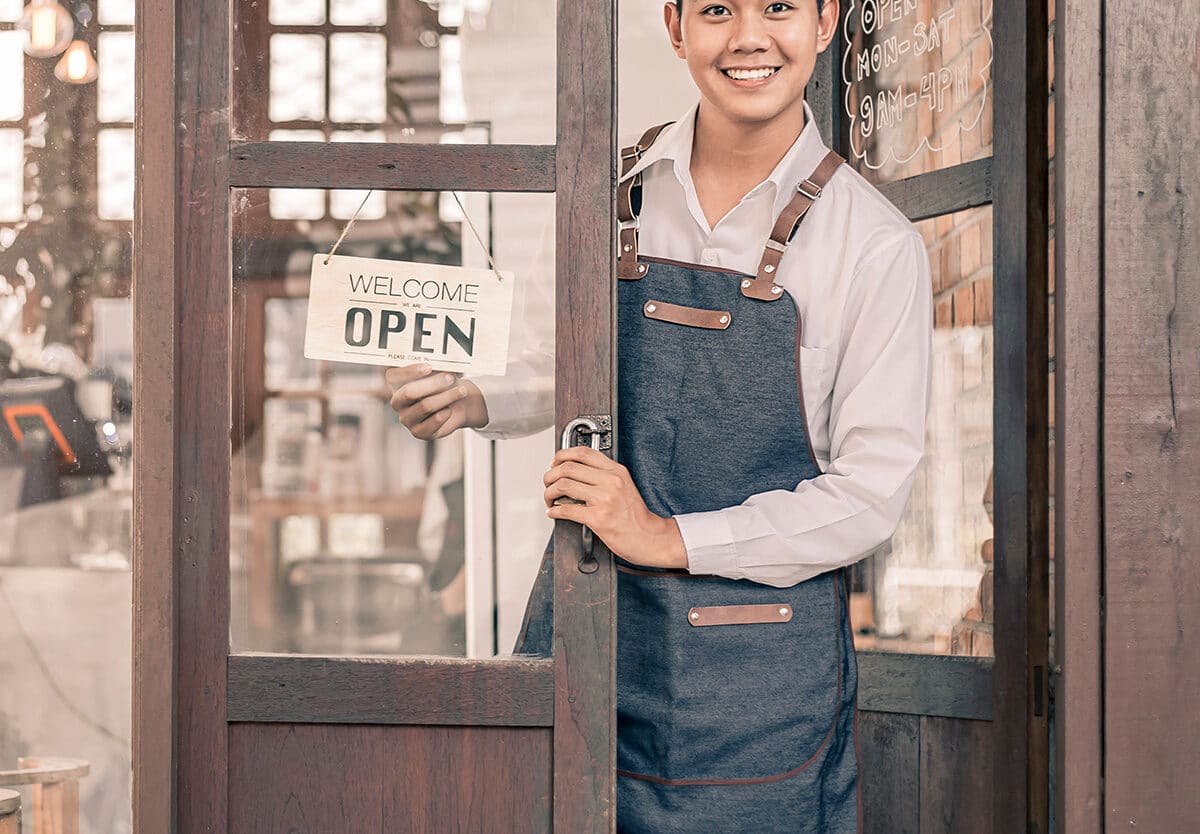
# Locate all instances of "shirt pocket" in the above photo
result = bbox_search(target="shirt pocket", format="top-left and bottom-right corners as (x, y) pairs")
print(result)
(796, 345), (829, 429)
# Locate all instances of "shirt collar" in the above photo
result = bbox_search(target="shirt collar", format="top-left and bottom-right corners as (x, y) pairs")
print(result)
(619, 100), (831, 221)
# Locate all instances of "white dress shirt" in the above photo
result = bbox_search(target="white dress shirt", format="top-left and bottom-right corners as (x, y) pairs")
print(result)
(473, 101), (932, 588)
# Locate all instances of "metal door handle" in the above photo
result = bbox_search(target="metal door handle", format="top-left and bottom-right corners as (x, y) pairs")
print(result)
(558, 416), (611, 574)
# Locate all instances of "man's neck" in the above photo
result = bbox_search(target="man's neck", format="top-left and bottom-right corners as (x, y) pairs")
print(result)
(689, 102), (808, 187)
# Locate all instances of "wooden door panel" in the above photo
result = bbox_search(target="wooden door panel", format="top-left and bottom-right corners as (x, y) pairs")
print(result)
(859, 710), (920, 834)
(918, 716), (993, 834)
(229, 724), (552, 834)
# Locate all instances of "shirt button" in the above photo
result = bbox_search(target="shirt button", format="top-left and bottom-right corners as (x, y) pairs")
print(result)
(701, 250), (717, 264)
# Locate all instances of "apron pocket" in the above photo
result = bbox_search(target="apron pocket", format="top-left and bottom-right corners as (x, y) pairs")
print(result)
(618, 571), (845, 784)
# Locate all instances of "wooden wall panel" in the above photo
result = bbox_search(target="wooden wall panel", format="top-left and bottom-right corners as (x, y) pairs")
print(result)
(858, 711), (920, 834)
(229, 724), (552, 834)
(919, 717), (993, 834)
(1053, 0), (1105, 832)
(1102, 0), (1200, 830)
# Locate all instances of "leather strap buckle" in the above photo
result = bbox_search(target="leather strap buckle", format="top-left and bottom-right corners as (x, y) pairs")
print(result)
(797, 179), (822, 201)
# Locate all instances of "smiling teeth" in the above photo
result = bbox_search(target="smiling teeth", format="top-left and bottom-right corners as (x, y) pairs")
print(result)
(726, 68), (777, 80)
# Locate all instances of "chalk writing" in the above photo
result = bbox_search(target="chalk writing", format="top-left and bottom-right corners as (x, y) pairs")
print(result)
(842, 0), (993, 172)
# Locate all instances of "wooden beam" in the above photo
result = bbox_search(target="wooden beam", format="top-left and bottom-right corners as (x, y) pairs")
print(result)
(174, 0), (231, 830)
(878, 158), (994, 222)
(553, 0), (618, 831)
(133, 1), (176, 832)
(227, 655), (555, 727)
(991, 0), (1051, 832)
(1053, 0), (1105, 831)
(229, 142), (557, 192)
(857, 653), (993, 721)
(1102, 0), (1200, 830)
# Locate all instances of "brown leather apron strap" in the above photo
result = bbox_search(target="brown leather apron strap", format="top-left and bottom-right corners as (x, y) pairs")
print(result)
(744, 149), (845, 301)
(618, 122), (673, 280)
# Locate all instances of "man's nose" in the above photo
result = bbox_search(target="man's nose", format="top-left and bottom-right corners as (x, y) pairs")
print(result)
(729, 14), (771, 52)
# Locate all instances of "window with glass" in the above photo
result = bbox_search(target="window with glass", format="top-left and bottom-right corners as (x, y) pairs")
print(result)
(0, 1), (136, 833)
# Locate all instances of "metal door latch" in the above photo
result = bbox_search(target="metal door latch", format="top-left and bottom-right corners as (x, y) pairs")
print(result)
(557, 415), (613, 574)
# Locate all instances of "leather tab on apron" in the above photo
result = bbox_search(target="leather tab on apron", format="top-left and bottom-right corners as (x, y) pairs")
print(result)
(743, 149), (846, 301)
(687, 603), (795, 627)
(643, 299), (732, 330)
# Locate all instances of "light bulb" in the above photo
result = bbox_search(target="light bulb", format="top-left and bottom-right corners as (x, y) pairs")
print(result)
(54, 39), (97, 84)
(18, 0), (74, 58)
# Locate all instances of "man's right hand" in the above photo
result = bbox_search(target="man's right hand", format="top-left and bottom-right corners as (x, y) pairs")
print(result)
(386, 364), (490, 440)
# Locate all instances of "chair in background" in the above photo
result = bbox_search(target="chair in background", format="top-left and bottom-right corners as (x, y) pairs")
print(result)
(0, 757), (89, 834)
(0, 789), (19, 834)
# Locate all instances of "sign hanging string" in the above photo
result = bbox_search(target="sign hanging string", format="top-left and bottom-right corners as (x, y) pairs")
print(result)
(324, 189), (505, 282)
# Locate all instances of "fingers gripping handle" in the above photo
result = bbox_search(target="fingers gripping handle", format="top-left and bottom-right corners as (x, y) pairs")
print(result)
(557, 416), (611, 574)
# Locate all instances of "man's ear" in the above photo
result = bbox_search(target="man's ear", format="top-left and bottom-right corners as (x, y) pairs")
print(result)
(664, 2), (686, 59)
(815, 0), (840, 55)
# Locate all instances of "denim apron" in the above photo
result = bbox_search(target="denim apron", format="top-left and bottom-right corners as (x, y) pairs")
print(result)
(517, 128), (861, 834)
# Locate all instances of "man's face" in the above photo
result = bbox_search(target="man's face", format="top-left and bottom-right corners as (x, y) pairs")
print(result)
(665, 1), (839, 129)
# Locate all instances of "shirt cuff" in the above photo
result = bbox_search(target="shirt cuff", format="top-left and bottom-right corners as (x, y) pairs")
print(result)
(466, 373), (551, 440)
(674, 509), (741, 578)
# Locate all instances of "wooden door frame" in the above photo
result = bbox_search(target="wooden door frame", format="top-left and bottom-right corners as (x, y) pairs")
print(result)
(132, 1), (619, 831)
(812, 0), (1051, 831)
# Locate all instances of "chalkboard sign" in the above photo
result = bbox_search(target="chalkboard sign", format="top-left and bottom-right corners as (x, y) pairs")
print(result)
(841, 0), (993, 180)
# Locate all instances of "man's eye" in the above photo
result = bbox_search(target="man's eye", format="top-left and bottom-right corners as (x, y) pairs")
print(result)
(766, 2), (794, 12)
(701, 5), (732, 16)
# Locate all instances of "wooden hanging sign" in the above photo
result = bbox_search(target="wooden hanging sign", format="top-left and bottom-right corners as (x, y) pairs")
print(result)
(304, 253), (515, 376)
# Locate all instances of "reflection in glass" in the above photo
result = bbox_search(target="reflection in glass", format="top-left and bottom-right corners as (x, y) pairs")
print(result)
(234, 0), (556, 143)
(0, 8), (135, 831)
(841, 0), (993, 184)
(98, 32), (136, 123)
(330, 0), (387, 27)
(269, 34), (327, 122)
(98, 0), (135, 26)
(97, 128), (134, 221)
(269, 0), (325, 26)
(231, 188), (555, 658)
(852, 205), (995, 656)
(0, 31), (24, 121)
(328, 33), (388, 123)
(0, 130), (20, 222)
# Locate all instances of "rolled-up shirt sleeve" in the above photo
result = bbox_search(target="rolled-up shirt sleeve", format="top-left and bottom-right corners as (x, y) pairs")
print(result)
(676, 231), (933, 587)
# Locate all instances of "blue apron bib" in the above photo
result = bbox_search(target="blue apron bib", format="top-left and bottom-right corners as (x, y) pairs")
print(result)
(516, 130), (861, 833)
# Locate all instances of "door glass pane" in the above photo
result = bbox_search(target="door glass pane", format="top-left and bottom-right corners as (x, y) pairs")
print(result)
(233, 0), (556, 143)
(98, 32), (136, 125)
(0, 31), (23, 122)
(98, 0), (136, 25)
(854, 205), (995, 657)
(230, 187), (555, 657)
(841, 0), (993, 184)
(0, 0), (18, 22)
(0, 12), (135, 834)
(330, 0), (387, 27)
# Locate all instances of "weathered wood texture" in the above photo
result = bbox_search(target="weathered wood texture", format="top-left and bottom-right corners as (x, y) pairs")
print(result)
(919, 716), (993, 834)
(132, 1), (176, 832)
(175, 0), (231, 831)
(227, 655), (554, 726)
(1102, 0), (1200, 830)
(228, 724), (551, 834)
(992, 0), (1051, 831)
(857, 653), (992, 720)
(554, 1), (618, 831)
(856, 712), (992, 834)
(230, 142), (557, 192)
(1053, 0), (1104, 831)
(878, 159), (994, 223)
(858, 711), (920, 834)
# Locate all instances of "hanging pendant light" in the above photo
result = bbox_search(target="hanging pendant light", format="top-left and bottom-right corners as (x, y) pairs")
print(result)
(17, 0), (74, 58)
(53, 39), (97, 84)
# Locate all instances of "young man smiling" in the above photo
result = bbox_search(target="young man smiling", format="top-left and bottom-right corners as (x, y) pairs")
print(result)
(388, 0), (931, 829)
